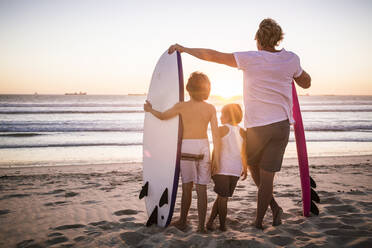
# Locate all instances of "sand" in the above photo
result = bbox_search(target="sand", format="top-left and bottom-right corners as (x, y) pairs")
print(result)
(0, 155), (372, 248)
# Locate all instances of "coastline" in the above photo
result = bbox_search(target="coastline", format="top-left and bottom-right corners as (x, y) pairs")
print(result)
(0, 155), (371, 247)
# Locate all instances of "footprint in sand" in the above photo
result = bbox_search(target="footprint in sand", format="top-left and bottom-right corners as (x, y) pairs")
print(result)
(340, 216), (364, 225)
(286, 218), (305, 225)
(325, 205), (359, 214)
(0, 193), (30, 200)
(40, 189), (65, 195)
(346, 238), (372, 248)
(276, 192), (298, 198)
(16, 239), (38, 248)
(74, 235), (93, 243)
(64, 191), (79, 197)
(119, 217), (136, 222)
(269, 235), (294, 246)
(44, 201), (70, 207)
(284, 228), (307, 237)
(296, 236), (310, 242)
(265, 228), (283, 235)
(47, 232), (64, 237)
(347, 189), (366, 195)
(54, 224), (85, 230)
(84, 230), (102, 237)
(113, 209), (139, 216)
(316, 222), (343, 229)
(99, 186), (115, 192)
(46, 235), (69, 246)
(0, 209), (11, 215)
(95, 222), (122, 231)
(321, 197), (343, 204)
(81, 200), (100, 205)
(358, 201), (372, 208)
(218, 239), (266, 248)
(120, 231), (147, 247)
(89, 221), (108, 226)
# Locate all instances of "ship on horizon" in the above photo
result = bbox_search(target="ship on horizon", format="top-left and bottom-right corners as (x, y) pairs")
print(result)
(128, 93), (146, 96)
(65, 92), (87, 95)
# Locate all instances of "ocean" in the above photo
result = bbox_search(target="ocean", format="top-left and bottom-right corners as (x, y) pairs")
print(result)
(1, 94), (372, 168)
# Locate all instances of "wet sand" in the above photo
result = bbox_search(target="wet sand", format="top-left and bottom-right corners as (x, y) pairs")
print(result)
(0, 155), (371, 248)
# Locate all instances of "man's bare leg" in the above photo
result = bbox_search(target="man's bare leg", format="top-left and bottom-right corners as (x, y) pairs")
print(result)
(248, 165), (282, 225)
(175, 182), (193, 230)
(254, 169), (275, 229)
(196, 184), (207, 233)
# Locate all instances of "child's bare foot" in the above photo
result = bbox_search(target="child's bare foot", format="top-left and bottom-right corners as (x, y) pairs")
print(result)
(174, 220), (187, 231)
(197, 227), (207, 234)
(272, 207), (283, 226)
(219, 225), (227, 232)
(206, 221), (215, 231)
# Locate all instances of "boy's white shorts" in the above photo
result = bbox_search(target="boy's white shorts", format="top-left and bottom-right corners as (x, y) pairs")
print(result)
(180, 139), (211, 185)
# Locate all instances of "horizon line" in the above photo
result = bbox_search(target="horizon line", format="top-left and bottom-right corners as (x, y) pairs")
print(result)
(1, 93), (372, 97)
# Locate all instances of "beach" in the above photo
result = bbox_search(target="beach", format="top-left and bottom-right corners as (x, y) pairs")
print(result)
(1, 155), (371, 248)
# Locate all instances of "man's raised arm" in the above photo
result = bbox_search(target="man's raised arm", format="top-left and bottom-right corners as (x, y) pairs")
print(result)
(168, 44), (237, 68)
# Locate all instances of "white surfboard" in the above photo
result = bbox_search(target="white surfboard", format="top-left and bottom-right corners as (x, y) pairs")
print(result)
(140, 51), (184, 227)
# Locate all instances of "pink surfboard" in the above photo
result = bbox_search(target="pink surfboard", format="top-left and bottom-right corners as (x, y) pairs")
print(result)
(292, 82), (319, 217)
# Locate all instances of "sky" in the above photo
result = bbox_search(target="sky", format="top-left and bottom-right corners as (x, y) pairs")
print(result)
(0, 0), (371, 96)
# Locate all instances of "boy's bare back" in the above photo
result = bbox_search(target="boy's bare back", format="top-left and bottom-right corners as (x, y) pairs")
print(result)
(176, 100), (216, 139)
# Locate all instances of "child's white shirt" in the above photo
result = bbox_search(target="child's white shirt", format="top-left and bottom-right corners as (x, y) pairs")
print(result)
(218, 124), (243, 177)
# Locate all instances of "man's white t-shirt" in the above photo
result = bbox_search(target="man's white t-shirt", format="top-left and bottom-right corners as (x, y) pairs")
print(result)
(234, 49), (303, 128)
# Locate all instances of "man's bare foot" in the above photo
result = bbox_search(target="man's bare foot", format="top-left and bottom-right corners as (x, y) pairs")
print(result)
(174, 220), (187, 231)
(272, 207), (283, 226)
(250, 220), (264, 230)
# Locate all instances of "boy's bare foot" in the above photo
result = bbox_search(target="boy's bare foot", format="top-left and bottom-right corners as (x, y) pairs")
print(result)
(197, 227), (207, 234)
(174, 220), (187, 231)
(272, 207), (283, 226)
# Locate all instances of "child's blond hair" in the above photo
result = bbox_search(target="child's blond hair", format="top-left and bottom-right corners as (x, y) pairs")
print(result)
(222, 104), (243, 125)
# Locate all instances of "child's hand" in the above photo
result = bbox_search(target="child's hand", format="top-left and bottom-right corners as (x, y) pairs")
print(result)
(144, 100), (152, 112)
(211, 165), (218, 176)
(241, 167), (248, 181)
(211, 159), (220, 176)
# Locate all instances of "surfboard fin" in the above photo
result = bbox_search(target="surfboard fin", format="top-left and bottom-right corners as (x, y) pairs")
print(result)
(139, 182), (149, 199)
(146, 206), (158, 227)
(310, 176), (317, 188)
(159, 188), (168, 207)
(311, 188), (320, 203)
(310, 201), (319, 215)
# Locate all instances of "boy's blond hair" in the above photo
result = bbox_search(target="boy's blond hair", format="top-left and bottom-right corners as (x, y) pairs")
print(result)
(186, 72), (211, 101)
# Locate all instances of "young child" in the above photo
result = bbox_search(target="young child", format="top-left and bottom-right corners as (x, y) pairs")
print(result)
(206, 103), (247, 231)
(144, 71), (221, 233)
